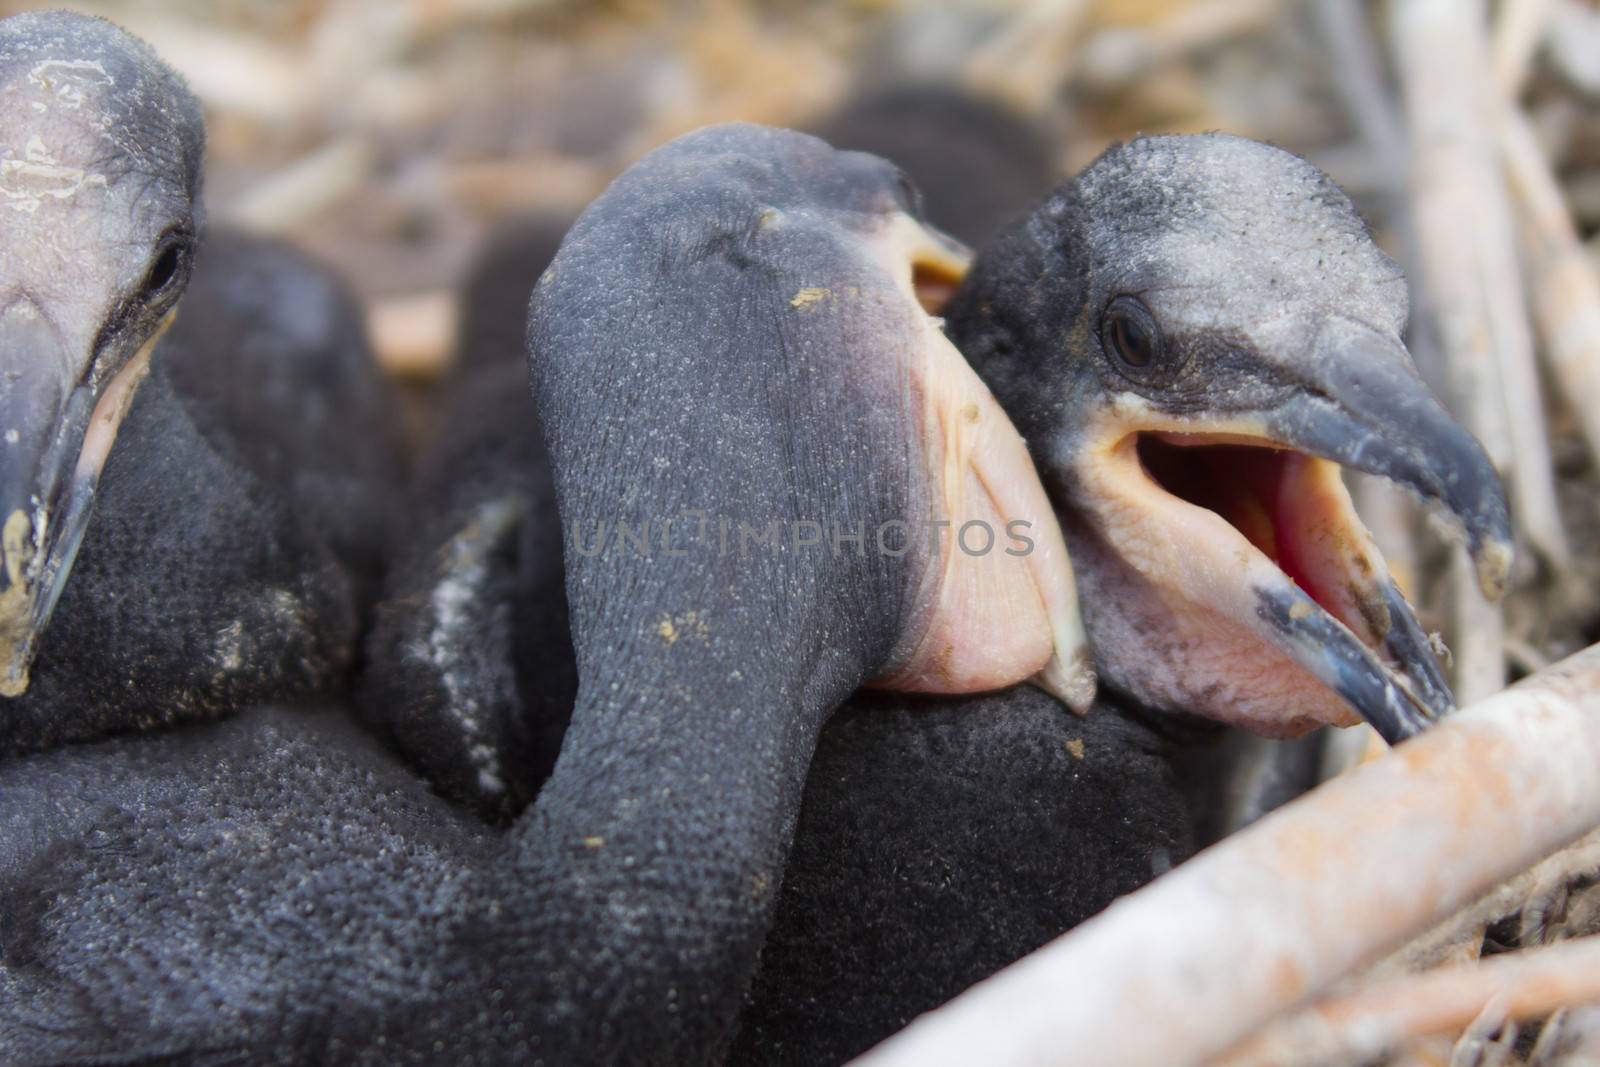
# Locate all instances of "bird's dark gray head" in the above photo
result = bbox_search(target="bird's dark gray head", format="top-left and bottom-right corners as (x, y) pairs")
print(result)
(0, 11), (204, 696)
(949, 133), (1512, 744)
(534, 123), (1093, 710)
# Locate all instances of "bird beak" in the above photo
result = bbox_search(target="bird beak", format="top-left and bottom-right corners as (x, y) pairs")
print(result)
(1066, 318), (1510, 744)
(869, 215), (1096, 711)
(0, 311), (167, 697)
(1267, 319), (1514, 601)
(906, 222), (970, 315)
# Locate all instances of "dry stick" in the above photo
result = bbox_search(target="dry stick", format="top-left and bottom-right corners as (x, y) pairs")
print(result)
(1529, 1004), (1600, 1063)
(1451, 558), (1507, 707)
(1212, 938), (1600, 1067)
(1071, 0), (1279, 97)
(1360, 827), (1600, 986)
(1492, 0), (1556, 99)
(1311, 0), (1407, 171)
(1390, 0), (1567, 704)
(850, 644), (1600, 1067)
(223, 139), (373, 235)
(959, 0), (1094, 114)
(1394, 0), (1509, 711)
(1392, 0), (1568, 567)
(61, 1), (312, 123)
(1500, 105), (1600, 470)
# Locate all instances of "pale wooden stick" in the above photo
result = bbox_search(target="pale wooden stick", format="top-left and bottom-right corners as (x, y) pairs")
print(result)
(850, 644), (1600, 1067)
(1392, 0), (1514, 494)
(959, 0), (1094, 113)
(1529, 1004), (1600, 1063)
(55, 1), (312, 123)
(1492, 0), (1556, 99)
(1391, 0), (1569, 573)
(1452, 549), (1508, 706)
(1500, 104), (1600, 470)
(1390, 0), (1567, 706)
(223, 139), (373, 235)
(1213, 939), (1600, 1067)
(1367, 828), (1600, 980)
(1545, 0), (1600, 100)
(1073, 0), (1279, 97)
(1311, 0), (1407, 171)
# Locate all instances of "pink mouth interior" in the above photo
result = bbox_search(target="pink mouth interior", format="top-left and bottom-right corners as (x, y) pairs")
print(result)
(1135, 435), (1348, 628)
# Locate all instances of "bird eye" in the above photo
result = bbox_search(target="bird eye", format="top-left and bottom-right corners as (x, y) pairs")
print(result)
(140, 240), (187, 304)
(1100, 296), (1164, 378)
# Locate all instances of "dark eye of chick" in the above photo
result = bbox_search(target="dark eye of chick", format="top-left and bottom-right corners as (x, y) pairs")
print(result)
(1101, 296), (1163, 376)
(140, 242), (185, 303)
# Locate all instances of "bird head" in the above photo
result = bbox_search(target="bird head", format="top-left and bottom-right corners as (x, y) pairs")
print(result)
(951, 134), (1511, 743)
(0, 11), (203, 696)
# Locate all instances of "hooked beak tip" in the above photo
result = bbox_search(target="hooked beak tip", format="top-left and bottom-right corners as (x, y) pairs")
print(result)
(1034, 645), (1096, 715)
(0, 664), (29, 698)
(1475, 538), (1514, 602)
(0, 509), (40, 697)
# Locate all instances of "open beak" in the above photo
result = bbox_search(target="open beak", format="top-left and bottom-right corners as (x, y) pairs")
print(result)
(1071, 319), (1510, 745)
(0, 312), (167, 697)
(869, 216), (1096, 711)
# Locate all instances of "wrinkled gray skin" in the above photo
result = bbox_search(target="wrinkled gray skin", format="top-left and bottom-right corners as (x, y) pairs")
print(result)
(0, 124), (950, 1065)
(947, 134), (1510, 742)
(0, 12), (199, 340)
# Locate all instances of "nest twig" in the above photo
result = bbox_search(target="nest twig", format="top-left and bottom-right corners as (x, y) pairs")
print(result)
(852, 644), (1600, 1067)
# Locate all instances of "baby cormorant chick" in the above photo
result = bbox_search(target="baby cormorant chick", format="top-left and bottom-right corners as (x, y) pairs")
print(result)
(0, 13), (400, 749)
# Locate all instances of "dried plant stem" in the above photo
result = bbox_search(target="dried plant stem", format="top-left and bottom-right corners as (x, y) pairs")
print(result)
(225, 139), (373, 235)
(1388, 0), (1568, 705)
(959, 0), (1093, 112)
(1311, 0), (1406, 172)
(1492, 0), (1556, 98)
(1452, 551), (1509, 706)
(1369, 827), (1600, 981)
(1390, 0), (1568, 571)
(1500, 105), (1600, 470)
(851, 644), (1600, 1067)
(1213, 938), (1600, 1067)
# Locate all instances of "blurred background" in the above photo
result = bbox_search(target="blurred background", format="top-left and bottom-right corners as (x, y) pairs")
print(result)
(5, 0), (1599, 719)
